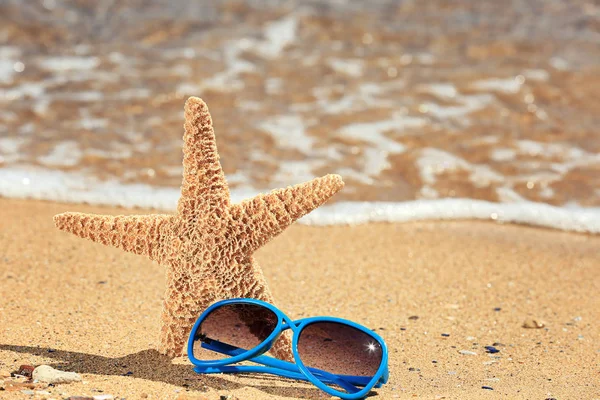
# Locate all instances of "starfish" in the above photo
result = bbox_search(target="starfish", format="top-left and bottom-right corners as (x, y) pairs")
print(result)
(54, 97), (344, 358)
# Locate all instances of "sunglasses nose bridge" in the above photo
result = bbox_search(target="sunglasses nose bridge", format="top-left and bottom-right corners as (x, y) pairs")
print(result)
(280, 315), (297, 329)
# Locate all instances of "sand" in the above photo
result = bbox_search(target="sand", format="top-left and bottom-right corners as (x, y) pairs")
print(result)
(0, 198), (598, 399)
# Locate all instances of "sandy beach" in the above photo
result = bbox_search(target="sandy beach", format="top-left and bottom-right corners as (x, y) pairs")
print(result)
(2, 1), (600, 399)
(0, 197), (598, 399)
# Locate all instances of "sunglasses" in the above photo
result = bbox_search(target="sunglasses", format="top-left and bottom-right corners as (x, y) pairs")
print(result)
(187, 298), (389, 399)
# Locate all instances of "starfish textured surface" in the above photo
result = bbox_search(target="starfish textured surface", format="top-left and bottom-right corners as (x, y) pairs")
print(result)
(54, 97), (344, 358)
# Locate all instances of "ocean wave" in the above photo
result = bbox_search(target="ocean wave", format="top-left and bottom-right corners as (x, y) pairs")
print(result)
(2, 166), (598, 234)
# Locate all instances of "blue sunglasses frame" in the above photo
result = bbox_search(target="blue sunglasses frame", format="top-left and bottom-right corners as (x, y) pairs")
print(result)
(187, 298), (389, 399)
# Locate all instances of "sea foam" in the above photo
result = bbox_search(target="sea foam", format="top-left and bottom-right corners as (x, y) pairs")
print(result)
(1, 166), (599, 234)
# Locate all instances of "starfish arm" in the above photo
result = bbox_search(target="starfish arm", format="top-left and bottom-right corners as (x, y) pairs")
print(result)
(158, 255), (294, 359)
(230, 174), (344, 253)
(53, 212), (171, 261)
(177, 97), (230, 221)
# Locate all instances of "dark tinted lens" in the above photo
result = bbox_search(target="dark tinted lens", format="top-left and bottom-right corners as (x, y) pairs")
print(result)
(297, 322), (382, 391)
(192, 303), (278, 361)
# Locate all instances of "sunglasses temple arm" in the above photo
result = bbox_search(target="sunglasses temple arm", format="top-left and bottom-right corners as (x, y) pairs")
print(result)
(193, 364), (312, 381)
(202, 341), (366, 391)
(249, 353), (364, 392)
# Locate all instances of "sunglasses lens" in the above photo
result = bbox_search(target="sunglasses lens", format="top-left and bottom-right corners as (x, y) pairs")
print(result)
(297, 322), (382, 392)
(192, 303), (278, 361)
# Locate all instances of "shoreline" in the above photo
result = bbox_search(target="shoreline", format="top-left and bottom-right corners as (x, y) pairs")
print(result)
(2, 167), (600, 235)
(0, 198), (598, 399)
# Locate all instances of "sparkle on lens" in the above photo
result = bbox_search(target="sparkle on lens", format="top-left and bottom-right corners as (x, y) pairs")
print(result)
(365, 341), (379, 353)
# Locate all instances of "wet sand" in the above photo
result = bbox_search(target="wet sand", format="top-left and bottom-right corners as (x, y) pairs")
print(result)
(0, 198), (599, 399)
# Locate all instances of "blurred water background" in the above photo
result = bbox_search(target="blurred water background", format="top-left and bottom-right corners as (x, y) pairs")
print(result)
(1, 0), (599, 230)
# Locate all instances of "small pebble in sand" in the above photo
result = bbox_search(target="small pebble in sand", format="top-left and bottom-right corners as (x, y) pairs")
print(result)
(33, 365), (82, 384)
(481, 386), (494, 390)
(21, 389), (35, 395)
(493, 307), (501, 311)
(17, 365), (35, 377)
(459, 350), (477, 356)
(522, 318), (545, 329)
(408, 315), (419, 320)
(485, 346), (500, 354)
(441, 333), (450, 337)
